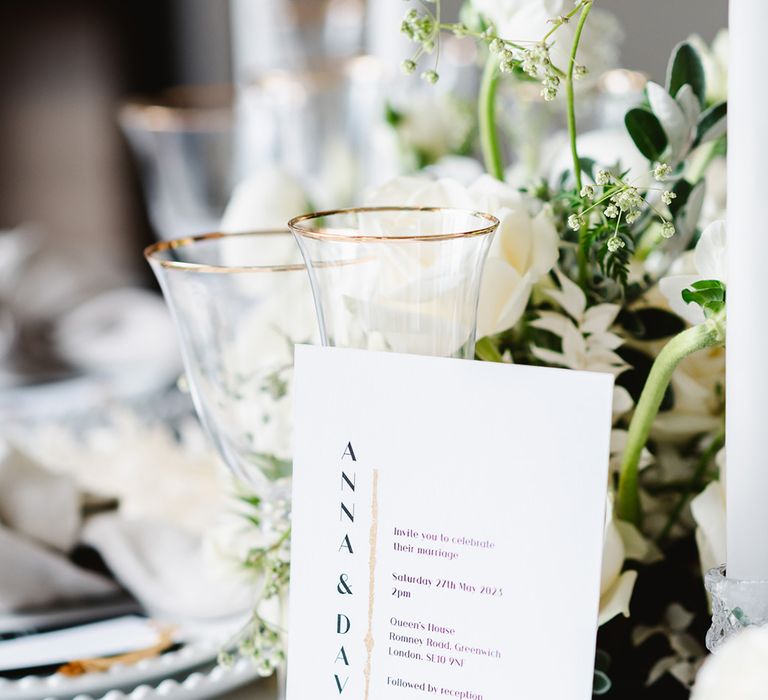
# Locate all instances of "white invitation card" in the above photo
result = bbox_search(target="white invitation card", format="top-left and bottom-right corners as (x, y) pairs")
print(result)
(288, 346), (614, 700)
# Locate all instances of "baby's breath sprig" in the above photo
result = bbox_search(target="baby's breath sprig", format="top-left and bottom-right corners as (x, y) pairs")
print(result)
(576, 164), (678, 239)
(401, 0), (593, 100)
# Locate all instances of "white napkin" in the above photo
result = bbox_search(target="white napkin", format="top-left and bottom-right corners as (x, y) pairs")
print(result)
(0, 445), (118, 613)
(0, 443), (251, 622)
(82, 514), (253, 623)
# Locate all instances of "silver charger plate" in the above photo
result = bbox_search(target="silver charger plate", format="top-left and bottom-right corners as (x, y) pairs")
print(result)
(0, 639), (259, 700)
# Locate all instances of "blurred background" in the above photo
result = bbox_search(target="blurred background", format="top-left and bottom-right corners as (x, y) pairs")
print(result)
(0, 0), (726, 420)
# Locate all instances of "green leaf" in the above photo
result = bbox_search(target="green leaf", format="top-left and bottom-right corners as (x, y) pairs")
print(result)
(475, 336), (504, 362)
(593, 670), (612, 695)
(248, 452), (293, 480)
(625, 108), (668, 162)
(385, 103), (403, 127)
(695, 101), (727, 147)
(579, 157), (597, 180)
(667, 41), (706, 106)
(682, 279), (726, 318)
(668, 179), (693, 219)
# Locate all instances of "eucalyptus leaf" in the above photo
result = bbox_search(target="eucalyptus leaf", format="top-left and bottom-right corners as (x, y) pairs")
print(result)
(625, 108), (667, 161)
(667, 41), (706, 106)
(675, 179), (706, 242)
(579, 157), (597, 180)
(668, 179), (693, 219)
(646, 81), (687, 161)
(695, 102), (727, 147)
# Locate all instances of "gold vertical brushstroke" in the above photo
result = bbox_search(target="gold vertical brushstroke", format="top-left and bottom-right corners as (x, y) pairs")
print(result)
(363, 469), (379, 700)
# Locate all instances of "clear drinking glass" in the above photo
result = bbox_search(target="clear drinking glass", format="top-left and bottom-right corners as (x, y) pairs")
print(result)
(122, 87), (235, 240)
(289, 207), (498, 358)
(146, 230), (317, 697)
(145, 231), (317, 488)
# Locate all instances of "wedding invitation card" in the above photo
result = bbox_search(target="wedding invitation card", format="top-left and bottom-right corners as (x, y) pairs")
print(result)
(288, 346), (614, 700)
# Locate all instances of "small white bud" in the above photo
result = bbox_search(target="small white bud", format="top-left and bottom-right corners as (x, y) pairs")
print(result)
(661, 221), (676, 238)
(595, 169), (611, 185)
(653, 162), (672, 182)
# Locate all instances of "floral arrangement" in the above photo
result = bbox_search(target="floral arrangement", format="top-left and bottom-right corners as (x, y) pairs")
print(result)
(207, 3), (729, 695)
(387, 1), (728, 695)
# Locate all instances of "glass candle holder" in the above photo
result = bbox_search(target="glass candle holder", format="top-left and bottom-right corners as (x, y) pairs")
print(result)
(705, 565), (768, 651)
(145, 230), (317, 487)
(289, 207), (498, 359)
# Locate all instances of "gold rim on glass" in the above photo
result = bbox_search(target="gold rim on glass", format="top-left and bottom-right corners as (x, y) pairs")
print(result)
(288, 207), (500, 243)
(144, 231), (306, 274)
(120, 85), (233, 132)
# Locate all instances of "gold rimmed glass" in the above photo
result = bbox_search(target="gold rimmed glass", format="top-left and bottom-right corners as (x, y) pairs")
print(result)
(145, 230), (317, 488)
(289, 207), (498, 359)
(122, 86), (234, 240)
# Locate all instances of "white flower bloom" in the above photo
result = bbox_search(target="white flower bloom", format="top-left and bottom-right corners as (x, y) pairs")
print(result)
(365, 174), (559, 337)
(692, 625), (768, 700)
(659, 220), (726, 325)
(531, 268), (627, 375)
(471, 0), (623, 78)
(599, 495), (637, 625)
(635, 604), (706, 687)
(690, 477), (726, 578)
(220, 168), (309, 233)
(390, 93), (474, 166)
(654, 162), (672, 182)
(651, 346), (724, 443)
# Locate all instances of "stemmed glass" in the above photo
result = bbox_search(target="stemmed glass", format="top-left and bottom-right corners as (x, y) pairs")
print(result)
(145, 230), (317, 691)
(289, 207), (499, 358)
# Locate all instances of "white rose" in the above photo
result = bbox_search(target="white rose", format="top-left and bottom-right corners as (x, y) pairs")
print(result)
(692, 625), (768, 700)
(471, 0), (623, 78)
(659, 220), (726, 326)
(392, 93), (474, 166)
(220, 168), (309, 232)
(365, 174), (559, 337)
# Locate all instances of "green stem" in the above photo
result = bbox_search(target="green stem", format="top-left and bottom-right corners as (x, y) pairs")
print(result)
(617, 315), (725, 525)
(656, 428), (725, 542)
(479, 57), (504, 180)
(567, 2), (592, 287)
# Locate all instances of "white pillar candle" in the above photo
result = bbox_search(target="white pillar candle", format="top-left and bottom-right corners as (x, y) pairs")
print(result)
(726, 0), (768, 580)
